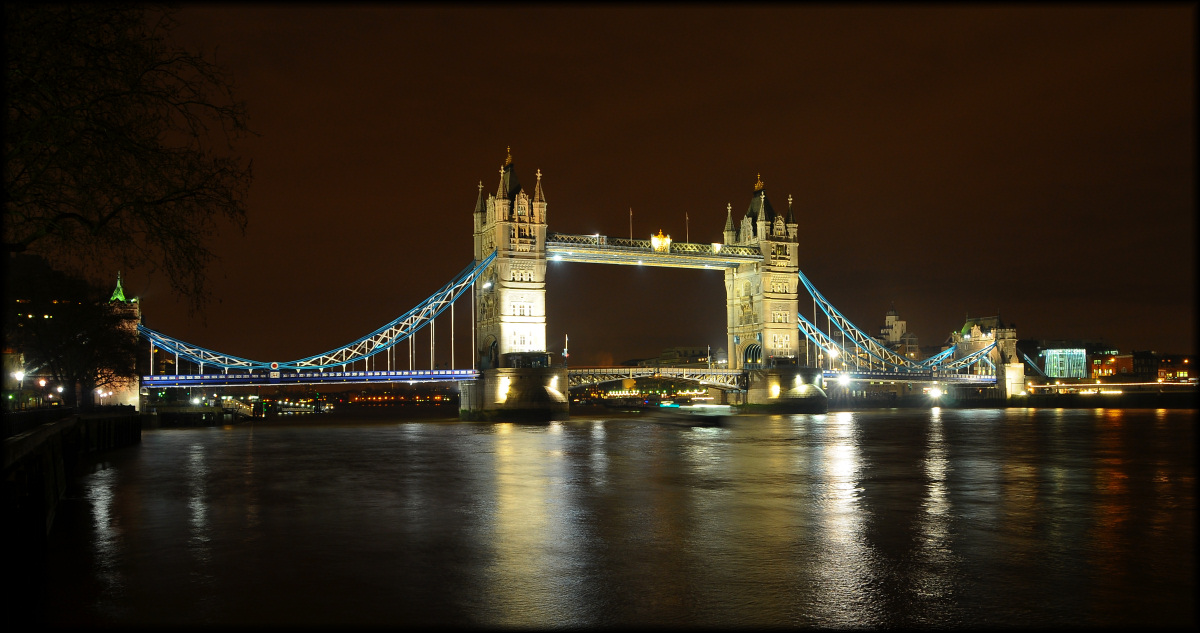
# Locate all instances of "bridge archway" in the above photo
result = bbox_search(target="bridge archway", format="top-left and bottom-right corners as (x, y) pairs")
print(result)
(742, 343), (762, 368)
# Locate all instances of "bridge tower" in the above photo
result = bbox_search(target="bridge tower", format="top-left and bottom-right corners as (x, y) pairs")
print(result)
(949, 315), (1025, 399)
(723, 175), (803, 370)
(463, 148), (567, 421)
(107, 272), (142, 410)
(471, 147), (549, 369)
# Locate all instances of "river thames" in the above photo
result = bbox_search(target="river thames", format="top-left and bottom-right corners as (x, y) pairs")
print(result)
(36, 407), (1194, 628)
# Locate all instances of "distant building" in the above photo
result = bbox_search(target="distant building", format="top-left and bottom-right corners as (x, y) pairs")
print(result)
(1044, 348), (1087, 378)
(1091, 352), (1134, 379)
(1090, 351), (1192, 382)
(1019, 339), (1117, 380)
(1157, 354), (1194, 381)
(876, 304), (921, 361)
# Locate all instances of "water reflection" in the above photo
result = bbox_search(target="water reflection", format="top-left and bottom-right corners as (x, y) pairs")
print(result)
(187, 444), (211, 564)
(87, 467), (124, 599)
(483, 422), (586, 626)
(810, 411), (880, 627)
(917, 414), (953, 605)
(43, 409), (1196, 629)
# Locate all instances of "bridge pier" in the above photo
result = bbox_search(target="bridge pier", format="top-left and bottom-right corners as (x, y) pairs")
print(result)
(460, 367), (569, 422)
(743, 367), (828, 413)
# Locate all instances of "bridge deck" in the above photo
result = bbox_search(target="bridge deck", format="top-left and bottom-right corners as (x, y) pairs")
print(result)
(143, 369), (478, 387)
(144, 367), (997, 388)
(546, 233), (761, 269)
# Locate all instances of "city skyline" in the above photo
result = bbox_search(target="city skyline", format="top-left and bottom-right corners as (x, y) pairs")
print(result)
(108, 5), (1193, 367)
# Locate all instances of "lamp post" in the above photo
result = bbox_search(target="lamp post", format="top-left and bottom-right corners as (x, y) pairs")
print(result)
(13, 370), (25, 410)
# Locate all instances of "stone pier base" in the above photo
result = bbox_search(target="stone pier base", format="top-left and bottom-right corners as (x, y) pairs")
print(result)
(743, 367), (829, 413)
(460, 367), (569, 422)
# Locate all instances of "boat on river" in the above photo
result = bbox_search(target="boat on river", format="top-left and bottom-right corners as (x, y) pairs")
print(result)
(649, 401), (734, 427)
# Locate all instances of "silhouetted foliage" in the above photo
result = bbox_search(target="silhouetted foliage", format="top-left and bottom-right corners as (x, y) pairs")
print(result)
(4, 254), (139, 408)
(3, 4), (253, 311)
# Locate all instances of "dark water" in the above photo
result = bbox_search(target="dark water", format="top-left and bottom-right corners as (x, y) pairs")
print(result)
(38, 408), (1195, 628)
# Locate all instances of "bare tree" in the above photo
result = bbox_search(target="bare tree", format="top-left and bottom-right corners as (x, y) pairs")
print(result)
(4, 4), (253, 311)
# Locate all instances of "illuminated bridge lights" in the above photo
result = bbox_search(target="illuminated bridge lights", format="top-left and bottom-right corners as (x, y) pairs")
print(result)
(143, 369), (479, 387)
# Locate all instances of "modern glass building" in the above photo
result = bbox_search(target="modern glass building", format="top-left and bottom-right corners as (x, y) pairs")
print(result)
(1044, 348), (1088, 378)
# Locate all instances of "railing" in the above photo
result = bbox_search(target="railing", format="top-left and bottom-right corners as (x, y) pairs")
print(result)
(546, 233), (760, 269)
(567, 366), (745, 389)
(143, 369), (479, 386)
(547, 232), (759, 257)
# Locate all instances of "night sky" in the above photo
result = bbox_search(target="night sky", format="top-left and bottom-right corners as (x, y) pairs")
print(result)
(126, 5), (1194, 368)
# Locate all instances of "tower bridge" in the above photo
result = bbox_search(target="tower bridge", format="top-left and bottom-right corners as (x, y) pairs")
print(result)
(134, 149), (1024, 418)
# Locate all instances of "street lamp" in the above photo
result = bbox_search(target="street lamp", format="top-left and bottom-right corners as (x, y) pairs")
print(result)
(13, 370), (25, 410)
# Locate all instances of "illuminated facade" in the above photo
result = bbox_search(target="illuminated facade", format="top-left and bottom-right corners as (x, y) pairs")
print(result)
(1091, 353), (1133, 379)
(472, 148), (549, 368)
(1043, 348), (1087, 379)
(722, 175), (801, 369)
(1157, 354), (1193, 381)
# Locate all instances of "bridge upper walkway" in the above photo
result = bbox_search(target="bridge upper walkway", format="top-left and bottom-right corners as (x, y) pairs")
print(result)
(546, 232), (761, 269)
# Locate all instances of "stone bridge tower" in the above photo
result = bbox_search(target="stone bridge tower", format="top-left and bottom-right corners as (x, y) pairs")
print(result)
(108, 272), (142, 410)
(472, 148), (549, 369)
(722, 175), (803, 370)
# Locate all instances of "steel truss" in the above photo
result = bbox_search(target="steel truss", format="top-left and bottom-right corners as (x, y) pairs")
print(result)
(795, 269), (924, 372)
(139, 251), (497, 372)
(941, 342), (997, 372)
(794, 269), (997, 376)
(567, 366), (745, 389)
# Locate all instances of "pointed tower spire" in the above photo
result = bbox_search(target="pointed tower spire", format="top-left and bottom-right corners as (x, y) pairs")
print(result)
(723, 202), (737, 244)
(496, 146), (521, 201)
(474, 181), (485, 214)
(110, 271), (126, 303)
(785, 194), (796, 224)
(533, 168), (545, 202)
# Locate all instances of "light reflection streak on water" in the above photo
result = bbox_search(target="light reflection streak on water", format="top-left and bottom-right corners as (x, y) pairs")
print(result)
(811, 411), (880, 627)
(915, 414), (955, 613)
(589, 420), (607, 487)
(187, 443), (213, 575)
(87, 467), (124, 595)
(242, 428), (259, 534)
(484, 422), (583, 626)
(1091, 409), (1131, 589)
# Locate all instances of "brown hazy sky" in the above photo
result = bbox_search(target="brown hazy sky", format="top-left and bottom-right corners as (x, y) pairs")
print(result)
(126, 5), (1195, 367)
